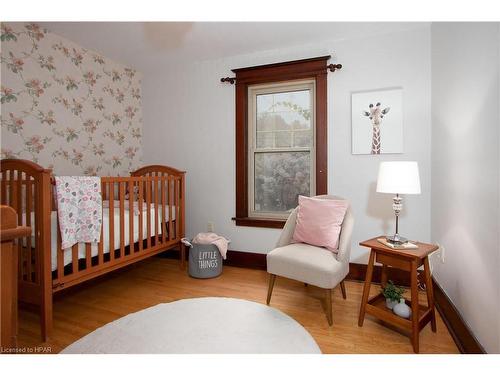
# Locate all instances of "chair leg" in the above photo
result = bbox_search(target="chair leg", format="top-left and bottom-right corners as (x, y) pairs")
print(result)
(266, 274), (276, 305)
(340, 280), (347, 300)
(325, 289), (333, 326)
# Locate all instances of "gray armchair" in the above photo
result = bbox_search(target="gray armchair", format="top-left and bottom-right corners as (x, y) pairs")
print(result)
(266, 195), (354, 325)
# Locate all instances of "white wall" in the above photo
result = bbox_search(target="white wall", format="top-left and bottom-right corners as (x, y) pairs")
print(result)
(142, 26), (432, 263)
(431, 22), (500, 353)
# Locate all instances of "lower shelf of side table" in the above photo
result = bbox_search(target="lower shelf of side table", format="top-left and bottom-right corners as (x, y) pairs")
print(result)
(366, 293), (433, 332)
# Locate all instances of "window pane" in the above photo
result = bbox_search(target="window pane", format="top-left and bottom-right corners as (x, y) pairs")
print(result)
(293, 130), (312, 147)
(256, 89), (312, 149)
(256, 132), (274, 148)
(254, 152), (310, 213)
(275, 131), (292, 148)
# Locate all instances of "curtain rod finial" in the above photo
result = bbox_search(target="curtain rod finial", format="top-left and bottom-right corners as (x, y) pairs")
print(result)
(327, 63), (342, 72)
(220, 77), (236, 84)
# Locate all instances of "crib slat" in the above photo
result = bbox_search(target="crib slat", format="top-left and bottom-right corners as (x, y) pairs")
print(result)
(175, 178), (180, 240)
(102, 181), (107, 201)
(9, 170), (15, 208)
(26, 180), (32, 246)
(168, 177), (173, 241)
(0, 170), (6, 204)
(98, 227), (104, 264)
(7, 170), (15, 209)
(19, 173), (32, 281)
(98, 181), (105, 265)
(109, 182), (115, 262)
(10, 170), (22, 278)
(154, 175), (159, 245)
(26, 179), (34, 282)
(26, 179), (32, 281)
(138, 179), (143, 252)
(16, 173), (22, 258)
(146, 177), (151, 249)
(119, 182), (125, 258)
(15, 172), (23, 280)
(8, 170), (15, 210)
(129, 179), (134, 253)
(72, 244), (78, 274)
(14, 171), (22, 277)
(17, 173), (22, 224)
(57, 223), (64, 280)
(9, 169), (21, 280)
(18, 173), (28, 280)
(85, 243), (91, 269)
(30, 180), (39, 283)
(33, 181), (39, 281)
(161, 176), (166, 243)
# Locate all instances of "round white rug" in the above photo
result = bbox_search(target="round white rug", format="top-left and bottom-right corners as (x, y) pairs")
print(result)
(61, 297), (321, 354)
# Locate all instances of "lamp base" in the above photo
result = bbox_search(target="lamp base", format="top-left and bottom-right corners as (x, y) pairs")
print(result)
(386, 234), (408, 245)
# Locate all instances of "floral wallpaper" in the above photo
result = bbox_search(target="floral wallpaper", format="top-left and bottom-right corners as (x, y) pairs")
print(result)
(0, 22), (143, 176)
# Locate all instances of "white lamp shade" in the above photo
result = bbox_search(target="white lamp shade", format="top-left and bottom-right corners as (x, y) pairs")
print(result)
(376, 161), (421, 194)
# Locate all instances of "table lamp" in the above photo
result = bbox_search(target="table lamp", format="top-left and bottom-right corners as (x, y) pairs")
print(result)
(376, 161), (421, 244)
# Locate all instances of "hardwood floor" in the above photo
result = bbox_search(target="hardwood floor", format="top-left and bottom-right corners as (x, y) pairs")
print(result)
(16, 257), (459, 354)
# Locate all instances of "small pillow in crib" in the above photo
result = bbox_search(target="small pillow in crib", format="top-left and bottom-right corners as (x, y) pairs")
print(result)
(292, 195), (348, 252)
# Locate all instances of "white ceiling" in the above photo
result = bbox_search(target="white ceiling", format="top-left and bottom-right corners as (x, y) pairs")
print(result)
(39, 22), (428, 71)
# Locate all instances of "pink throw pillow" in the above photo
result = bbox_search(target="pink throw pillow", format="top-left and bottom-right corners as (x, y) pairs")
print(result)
(292, 196), (348, 252)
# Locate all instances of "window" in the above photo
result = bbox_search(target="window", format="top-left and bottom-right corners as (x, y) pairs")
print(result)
(248, 80), (315, 219)
(232, 56), (330, 228)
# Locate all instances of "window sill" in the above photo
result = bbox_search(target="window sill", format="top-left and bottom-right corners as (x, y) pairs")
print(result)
(232, 217), (286, 229)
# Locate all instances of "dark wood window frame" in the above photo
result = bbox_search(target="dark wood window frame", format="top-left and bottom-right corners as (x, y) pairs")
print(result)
(232, 56), (330, 229)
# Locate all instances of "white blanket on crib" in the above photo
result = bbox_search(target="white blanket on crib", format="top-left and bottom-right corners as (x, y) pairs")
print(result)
(24, 203), (176, 271)
(102, 200), (149, 214)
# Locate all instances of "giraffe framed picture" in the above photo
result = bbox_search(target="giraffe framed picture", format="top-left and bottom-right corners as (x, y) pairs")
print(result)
(351, 88), (403, 154)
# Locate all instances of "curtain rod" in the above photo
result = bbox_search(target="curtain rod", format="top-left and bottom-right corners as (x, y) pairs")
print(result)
(220, 63), (342, 85)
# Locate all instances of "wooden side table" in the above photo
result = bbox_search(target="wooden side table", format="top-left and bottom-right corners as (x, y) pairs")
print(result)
(358, 237), (439, 353)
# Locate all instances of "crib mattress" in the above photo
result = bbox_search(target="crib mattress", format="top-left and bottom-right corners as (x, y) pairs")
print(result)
(24, 203), (176, 271)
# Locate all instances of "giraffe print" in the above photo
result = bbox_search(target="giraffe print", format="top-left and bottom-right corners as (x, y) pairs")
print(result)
(363, 102), (390, 154)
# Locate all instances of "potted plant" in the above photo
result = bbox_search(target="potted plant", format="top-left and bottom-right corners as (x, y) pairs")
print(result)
(381, 280), (405, 310)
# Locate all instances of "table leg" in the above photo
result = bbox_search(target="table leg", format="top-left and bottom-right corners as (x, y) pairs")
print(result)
(358, 249), (375, 327)
(423, 256), (437, 332)
(410, 260), (420, 353)
(380, 264), (388, 288)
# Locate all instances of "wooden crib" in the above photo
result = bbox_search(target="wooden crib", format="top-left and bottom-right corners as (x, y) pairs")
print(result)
(0, 159), (186, 341)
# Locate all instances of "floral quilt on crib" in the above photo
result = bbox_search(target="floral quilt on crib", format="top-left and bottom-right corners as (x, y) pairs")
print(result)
(55, 176), (102, 249)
